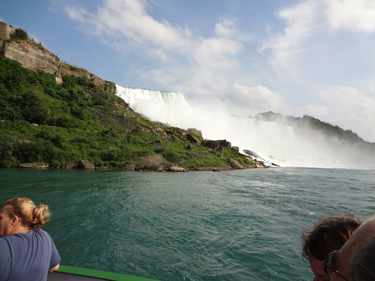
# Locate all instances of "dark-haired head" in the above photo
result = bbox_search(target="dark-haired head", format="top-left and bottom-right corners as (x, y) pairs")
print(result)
(302, 215), (362, 261)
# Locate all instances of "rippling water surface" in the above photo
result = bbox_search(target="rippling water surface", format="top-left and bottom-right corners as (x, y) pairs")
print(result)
(1, 168), (375, 281)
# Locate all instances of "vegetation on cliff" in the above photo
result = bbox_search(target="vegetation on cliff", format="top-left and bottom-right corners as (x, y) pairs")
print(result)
(0, 56), (258, 170)
(10, 27), (28, 41)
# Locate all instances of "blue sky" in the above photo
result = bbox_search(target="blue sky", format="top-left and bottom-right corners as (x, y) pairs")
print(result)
(1, 0), (375, 142)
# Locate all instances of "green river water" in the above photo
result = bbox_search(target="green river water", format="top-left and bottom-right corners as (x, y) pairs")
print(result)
(1, 168), (374, 281)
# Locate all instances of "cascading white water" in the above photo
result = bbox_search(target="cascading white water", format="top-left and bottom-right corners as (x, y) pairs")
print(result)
(116, 85), (375, 168)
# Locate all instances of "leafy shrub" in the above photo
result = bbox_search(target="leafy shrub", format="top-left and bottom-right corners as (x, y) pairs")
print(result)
(21, 91), (48, 123)
(55, 116), (76, 128)
(11, 28), (28, 40)
(76, 76), (90, 87)
(109, 161), (122, 167)
(154, 147), (165, 153)
(71, 106), (88, 121)
(49, 160), (60, 168)
(2, 157), (17, 167)
(101, 128), (119, 138)
(133, 148), (153, 157)
(92, 97), (106, 106)
(101, 147), (122, 161)
(0, 134), (19, 165)
(162, 150), (180, 162)
(95, 160), (104, 167)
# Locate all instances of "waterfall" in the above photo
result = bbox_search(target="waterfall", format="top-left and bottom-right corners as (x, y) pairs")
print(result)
(116, 85), (374, 168)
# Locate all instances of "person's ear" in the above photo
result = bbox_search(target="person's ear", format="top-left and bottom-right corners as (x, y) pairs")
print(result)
(10, 216), (19, 227)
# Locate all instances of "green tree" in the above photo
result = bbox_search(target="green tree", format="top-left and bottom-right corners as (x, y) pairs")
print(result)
(11, 28), (28, 40)
(21, 91), (47, 123)
(0, 134), (19, 164)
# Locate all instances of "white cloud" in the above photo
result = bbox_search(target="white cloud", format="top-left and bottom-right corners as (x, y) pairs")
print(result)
(259, 0), (321, 75)
(261, 0), (375, 76)
(305, 87), (375, 142)
(215, 19), (251, 41)
(66, 0), (191, 48)
(215, 19), (236, 37)
(325, 0), (375, 32)
(369, 82), (375, 93)
(193, 37), (242, 68)
(224, 83), (286, 113)
(65, 0), (247, 96)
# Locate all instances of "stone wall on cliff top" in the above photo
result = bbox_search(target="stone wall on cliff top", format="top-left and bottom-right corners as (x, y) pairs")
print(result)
(0, 21), (106, 85)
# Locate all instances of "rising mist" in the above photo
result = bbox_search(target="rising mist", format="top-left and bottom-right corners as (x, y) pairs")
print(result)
(116, 85), (375, 169)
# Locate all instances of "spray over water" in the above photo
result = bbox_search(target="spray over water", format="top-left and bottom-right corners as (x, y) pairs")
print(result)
(116, 85), (375, 168)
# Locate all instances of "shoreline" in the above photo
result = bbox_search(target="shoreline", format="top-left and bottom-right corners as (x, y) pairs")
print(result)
(10, 160), (269, 172)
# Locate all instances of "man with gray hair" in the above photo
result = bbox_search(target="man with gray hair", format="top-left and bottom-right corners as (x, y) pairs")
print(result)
(323, 216), (375, 281)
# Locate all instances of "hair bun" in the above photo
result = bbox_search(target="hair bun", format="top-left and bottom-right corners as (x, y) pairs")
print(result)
(31, 204), (51, 228)
(3, 198), (52, 230)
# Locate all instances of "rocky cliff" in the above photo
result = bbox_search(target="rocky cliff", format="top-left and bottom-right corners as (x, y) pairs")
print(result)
(0, 21), (106, 86)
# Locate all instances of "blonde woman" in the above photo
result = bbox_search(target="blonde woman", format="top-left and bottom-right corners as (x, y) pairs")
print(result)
(0, 198), (61, 281)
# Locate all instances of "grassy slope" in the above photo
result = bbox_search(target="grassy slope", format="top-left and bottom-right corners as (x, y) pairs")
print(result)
(0, 56), (257, 170)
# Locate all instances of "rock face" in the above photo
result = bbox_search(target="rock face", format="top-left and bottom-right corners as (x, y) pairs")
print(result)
(254, 162), (265, 168)
(187, 128), (202, 138)
(0, 21), (107, 86)
(195, 166), (230, 171)
(203, 140), (231, 149)
(2, 39), (59, 75)
(123, 164), (135, 171)
(185, 144), (193, 150)
(57, 64), (106, 85)
(65, 163), (78, 169)
(137, 155), (166, 171)
(168, 165), (185, 172)
(78, 160), (95, 170)
(18, 163), (48, 168)
(187, 134), (201, 144)
(229, 158), (244, 169)
(0, 22), (11, 40)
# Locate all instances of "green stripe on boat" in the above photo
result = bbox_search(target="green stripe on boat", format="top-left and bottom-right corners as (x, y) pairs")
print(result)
(51, 265), (158, 281)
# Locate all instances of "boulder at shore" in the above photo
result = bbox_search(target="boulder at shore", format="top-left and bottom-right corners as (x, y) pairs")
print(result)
(229, 158), (244, 169)
(78, 160), (95, 170)
(168, 165), (185, 172)
(138, 155), (166, 171)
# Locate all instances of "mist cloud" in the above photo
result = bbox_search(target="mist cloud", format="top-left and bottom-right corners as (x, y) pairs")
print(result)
(326, 0), (375, 32)
(224, 83), (285, 113)
(305, 87), (375, 142)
